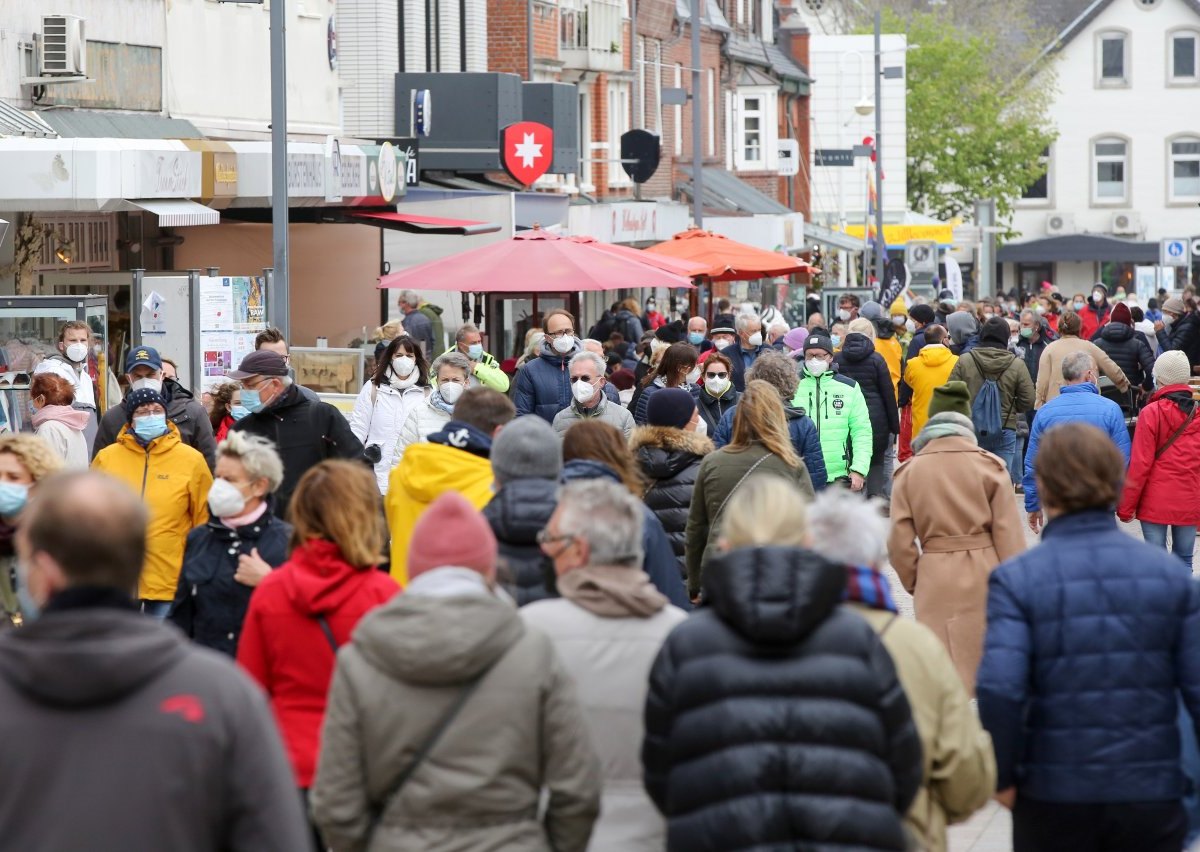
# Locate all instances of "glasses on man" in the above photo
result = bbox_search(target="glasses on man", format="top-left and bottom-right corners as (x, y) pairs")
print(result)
(704, 371), (729, 379)
(571, 375), (596, 384)
(536, 529), (576, 550)
(546, 328), (575, 339)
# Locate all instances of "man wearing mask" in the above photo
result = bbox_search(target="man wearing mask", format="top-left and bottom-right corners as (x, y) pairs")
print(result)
(228, 350), (363, 519)
(1157, 296), (1200, 369)
(728, 313), (764, 393)
(644, 297), (667, 330)
(700, 326), (737, 364)
(552, 351), (634, 440)
(791, 332), (873, 492)
(443, 323), (510, 392)
(1079, 283), (1112, 341)
(515, 309), (586, 422)
(397, 290), (435, 356)
(837, 294), (861, 323)
(34, 321), (99, 449)
(92, 347), (217, 470)
(687, 316), (713, 354)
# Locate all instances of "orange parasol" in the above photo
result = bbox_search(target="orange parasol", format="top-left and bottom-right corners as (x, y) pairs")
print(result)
(646, 227), (817, 281)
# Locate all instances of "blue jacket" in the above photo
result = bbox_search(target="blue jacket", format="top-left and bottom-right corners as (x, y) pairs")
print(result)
(977, 510), (1200, 803)
(1023, 383), (1131, 512)
(514, 342), (617, 423)
(712, 404), (828, 490)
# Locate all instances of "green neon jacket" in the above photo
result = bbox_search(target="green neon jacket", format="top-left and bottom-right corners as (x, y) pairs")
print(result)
(791, 368), (874, 481)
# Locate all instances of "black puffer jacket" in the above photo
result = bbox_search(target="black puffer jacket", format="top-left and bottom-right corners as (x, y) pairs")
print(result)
(481, 477), (558, 606)
(695, 385), (739, 435)
(1163, 311), (1200, 367)
(833, 333), (899, 456)
(1094, 321), (1156, 390)
(643, 546), (922, 852)
(631, 426), (714, 576)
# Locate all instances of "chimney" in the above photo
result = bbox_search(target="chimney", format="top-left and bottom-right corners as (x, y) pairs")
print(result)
(787, 25), (810, 70)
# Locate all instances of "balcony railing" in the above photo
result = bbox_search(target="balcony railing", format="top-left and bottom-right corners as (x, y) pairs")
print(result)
(560, 0), (624, 72)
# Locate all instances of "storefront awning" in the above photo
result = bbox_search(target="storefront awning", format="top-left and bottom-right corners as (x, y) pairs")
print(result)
(127, 198), (220, 227)
(677, 165), (792, 215)
(997, 234), (1159, 264)
(349, 211), (501, 235)
(804, 221), (864, 253)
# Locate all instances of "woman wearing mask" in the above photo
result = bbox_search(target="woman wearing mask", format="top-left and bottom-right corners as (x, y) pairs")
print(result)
(29, 372), (88, 470)
(170, 431), (291, 656)
(238, 461), (398, 807)
(1080, 283), (1113, 341)
(209, 381), (248, 444)
(91, 388), (213, 618)
(349, 335), (430, 493)
(632, 342), (699, 426)
(393, 351), (470, 464)
(644, 296), (667, 331)
(0, 434), (63, 626)
(695, 352), (739, 434)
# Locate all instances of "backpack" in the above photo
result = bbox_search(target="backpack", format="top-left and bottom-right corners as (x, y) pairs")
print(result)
(969, 352), (1004, 439)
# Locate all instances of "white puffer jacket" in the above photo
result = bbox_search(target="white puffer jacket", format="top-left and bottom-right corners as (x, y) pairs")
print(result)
(348, 381), (430, 493)
(392, 394), (453, 468)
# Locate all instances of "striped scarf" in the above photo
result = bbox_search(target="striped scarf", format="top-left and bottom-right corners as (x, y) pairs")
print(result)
(843, 564), (897, 613)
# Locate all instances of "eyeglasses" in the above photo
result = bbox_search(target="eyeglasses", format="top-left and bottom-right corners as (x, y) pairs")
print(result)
(546, 328), (575, 339)
(571, 375), (596, 384)
(705, 371), (729, 379)
(536, 529), (577, 550)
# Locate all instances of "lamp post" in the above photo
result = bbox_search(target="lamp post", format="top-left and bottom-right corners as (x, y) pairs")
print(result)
(269, 0), (290, 339)
(873, 10), (885, 288)
(691, 0), (704, 229)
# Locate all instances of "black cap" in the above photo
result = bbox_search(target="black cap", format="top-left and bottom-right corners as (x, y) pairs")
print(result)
(803, 332), (833, 355)
(909, 304), (935, 324)
(228, 350), (289, 379)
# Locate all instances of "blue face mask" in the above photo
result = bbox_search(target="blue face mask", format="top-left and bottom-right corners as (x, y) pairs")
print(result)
(466, 343), (483, 360)
(133, 414), (168, 442)
(230, 404), (251, 421)
(241, 388), (265, 413)
(0, 482), (28, 517)
(831, 334), (842, 349)
(687, 331), (705, 345)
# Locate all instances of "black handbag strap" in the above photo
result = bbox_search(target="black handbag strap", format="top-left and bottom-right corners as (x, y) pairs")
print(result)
(314, 615), (340, 654)
(1156, 402), (1198, 460)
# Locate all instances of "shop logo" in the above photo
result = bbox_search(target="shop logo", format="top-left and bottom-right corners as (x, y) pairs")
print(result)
(378, 142), (398, 203)
(501, 122), (554, 187)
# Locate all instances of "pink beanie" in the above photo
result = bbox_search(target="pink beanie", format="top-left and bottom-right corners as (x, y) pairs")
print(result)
(407, 492), (498, 580)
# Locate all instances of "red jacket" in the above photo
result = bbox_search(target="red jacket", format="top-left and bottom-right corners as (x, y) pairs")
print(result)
(1118, 385), (1200, 526)
(1079, 302), (1112, 341)
(237, 539), (398, 787)
(215, 415), (234, 444)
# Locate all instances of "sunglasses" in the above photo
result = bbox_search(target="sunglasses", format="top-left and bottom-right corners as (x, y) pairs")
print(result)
(571, 375), (596, 384)
(705, 371), (729, 379)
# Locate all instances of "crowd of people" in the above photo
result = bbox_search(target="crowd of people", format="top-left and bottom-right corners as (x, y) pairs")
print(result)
(0, 278), (1197, 851)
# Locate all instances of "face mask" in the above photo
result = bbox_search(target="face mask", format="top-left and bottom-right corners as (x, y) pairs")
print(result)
(1092, 292), (1106, 303)
(1072, 301), (1085, 311)
(837, 309), (852, 322)
(230, 404), (251, 421)
(1010, 335), (1019, 346)
(1020, 326), (1034, 339)
(685, 367), (701, 385)
(552, 335), (575, 355)
(133, 414), (168, 442)
(439, 382), (464, 404)
(905, 319), (917, 333)
(131, 377), (163, 394)
(806, 358), (829, 376)
(0, 482), (29, 517)
(393, 355), (416, 377)
(693, 417), (708, 437)
(241, 388), (265, 413)
(64, 342), (89, 363)
(466, 343), (483, 360)
(705, 376), (730, 396)
(1035, 304), (1046, 315)
(571, 378), (596, 404)
(747, 332), (763, 348)
(92, 344), (103, 357)
(688, 331), (705, 345)
(831, 334), (842, 349)
(892, 316), (906, 327)
(207, 477), (247, 519)
(646, 302), (656, 311)
(1164, 315), (1176, 329)
(714, 339), (732, 351)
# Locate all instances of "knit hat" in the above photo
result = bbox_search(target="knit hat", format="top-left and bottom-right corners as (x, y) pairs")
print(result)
(979, 316), (1011, 345)
(646, 387), (696, 429)
(125, 388), (166, 422)
(909, 304), (935, 325)
(1163, 297), (1188, 317)
(803, 331), (834, 355)
(407, 492), (498, 579)
(491, 416), (561, 483)
(782, 326), (809, 352)
(1110, 302), (1133, 327)
(859, 300), (886, 321)
(889, 298), (909, 317)
(1153, 350), (1192, 388)
(928, 381), (971, 419)
(655, 320), (686, 344)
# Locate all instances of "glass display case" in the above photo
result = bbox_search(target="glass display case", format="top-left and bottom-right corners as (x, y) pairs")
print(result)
(0, 296), (110, 433)
(290, 347), (364, 395)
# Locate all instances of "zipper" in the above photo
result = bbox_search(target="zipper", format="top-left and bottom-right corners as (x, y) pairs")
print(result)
(140, 446), (151, 497)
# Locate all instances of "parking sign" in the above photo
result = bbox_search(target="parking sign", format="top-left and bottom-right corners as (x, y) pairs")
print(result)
(1161, 238), (1191, 267)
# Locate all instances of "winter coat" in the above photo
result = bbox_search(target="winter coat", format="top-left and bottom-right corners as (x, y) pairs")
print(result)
(633, 379), (699, 426)
(1011, 331), (1050, 386)
(92, 423), (212, 602)
(631, 426), (714, 576)
(402, 308), (434, 355)
(872, 333), (903, 397)
(977, 510), (1200, 803)
(237, 538), (399, 788)
(310, 585), (602, 852)
(231, 384), (365, 519)
(695, 385), (738, 435)
(1094, 321), (1156, 390)
(1024, 384), (1132, 513)
(1117, 385), (1200, 526)
(169, 504), (293, 657)
(614, 309), (645, 348)
(393, 391), (450, 464)
(712, 403), (829, 490)
(553, 395), (635, 441)
(946, 345), (1036, 431)
(889, 431), (1026, 694)
(1079, 300), (1112, 341)
(835, 333), (901, 456)
(1162, 311), (1200, 367)
(851, 605), (996, 852)
(792, 366), (875, 481)
(33, 412), (89, 469)
(559, 459), (690, 610)
(903, 345), (959, 438)
(685, 443), (815, 598)
(418, 302), (446, 352)
(350, 381), (429, 493)
(728, 343), (764, 393)
(522, 597), (687, 852)
(215, 414), (234, 444)
(482, 477), (558, 606)
(644, 546), (923, 851)
(515, 339), (581, 422)
(437, 345), (510, 393)
(94, 377), (217, 470)
(1034, 335), (1129, 406)
(0, 601), (311, 851)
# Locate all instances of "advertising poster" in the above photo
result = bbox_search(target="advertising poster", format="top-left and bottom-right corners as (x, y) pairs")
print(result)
(203, 333), (234, 377)
(197, 275), (268, 392)
(200, 277), (234, 331)
(232, 276), (266, 330)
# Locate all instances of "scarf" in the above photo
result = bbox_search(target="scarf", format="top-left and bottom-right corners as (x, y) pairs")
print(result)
(429, 390), (455, 415)
(911, 412), (978, 454)
(32, 404), (91, 431)
(220, 500), (269, 530)
(556, 564), (667, 618)
(842, 565), (897, 613)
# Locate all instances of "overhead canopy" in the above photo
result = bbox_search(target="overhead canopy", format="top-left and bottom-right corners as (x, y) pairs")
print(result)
(677, 165), (791, 215)
(805, 221), (864, 253)
(997, 233), (1159, 264)
(568, 236), (710, 276)
(37, 110), (202, 139)
(647, 227), (815, 281)
(349, 211), (502, 236)
(0, 102), (55, 138)
(127, 198), (219, 227)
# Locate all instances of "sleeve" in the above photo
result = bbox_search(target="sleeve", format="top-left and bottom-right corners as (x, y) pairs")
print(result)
(899, 361), (915, 409)
(236, 594), (272, 695)
(326, 405), (365, 461)
(1012, 360), (1036, 416)
(642, 511), (691, 608)
(975, 569), (1033, 791)
(1023, 415), (1043, 513)
(393, 407), (420, 464)
(878, 358), (900, 435)
(91, 406), (122, 460)
(1118, 405), (1158, 522)
(1091, 343), (1130, 392)
(1175, 580), (1200, 750)
(540, 647), (603, 852)
(867, 631), (923, 813)
(473, 357), (511, 393)
(988, 465), (1026, 562)
(684, 464), (710, 599)
(634, 388), (651, 426)
(947, 359), (965, 384)
(713, 408), (734, 449)
(887, 473), (920, 593)
(167, 551), (195, 637)
(801, 421), (827, 491)
(190, 460), (213, 531)
(847, 385), (874, 477)
(1137, 339), (1157, 390)
(642, 638), (680, 812)
(1110, 404), (1133, 464)
(347, 382), (375, 443)
(310, 660), (372, 852)
(514, 365), (536, 417)
(190, 401), (218, 471)
(1034, 349), (1051, 408)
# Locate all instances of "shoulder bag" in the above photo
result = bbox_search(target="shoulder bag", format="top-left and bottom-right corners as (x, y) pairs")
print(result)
(1155, 402), (1198, 459)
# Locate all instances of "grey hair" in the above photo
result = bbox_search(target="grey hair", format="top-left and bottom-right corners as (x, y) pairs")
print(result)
(430, 351), (472, 380)
(398, 290), (421, 308)
(569, 350), (606, 377)
(1020, 309), (1037, 322)
(581, 338), (604, 352)
(455, 323), (480, 343)
(768, 320), (790, 335)
(556, 479), (645, 567)
(806, 488), (889, 568)
(1061, 351), (1096, 382)
(735, 312), (762, 334)
(524, 332), (545, 359)
(746, 350), (799, 399)
(217, 430), (285, 492)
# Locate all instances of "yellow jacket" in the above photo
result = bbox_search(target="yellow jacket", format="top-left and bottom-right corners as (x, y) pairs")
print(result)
(903, 345), (959, 437)
(92, 422), (212, 601)
(385, 442), (494, 584)
(876, 335), (903, 398)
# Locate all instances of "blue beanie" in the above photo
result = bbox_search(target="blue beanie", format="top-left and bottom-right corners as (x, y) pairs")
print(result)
(646, 387), (696, 429)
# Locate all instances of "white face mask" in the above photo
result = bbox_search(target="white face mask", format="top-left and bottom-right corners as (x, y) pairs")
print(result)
(64, 342), (89, 363)
(207, 477), (248, 519)
(571, 377), (597, 404)
(747, 332), (763, 348)
(438, 382), (464, 404)
(705, 376), (730, 396)
(905, 319), (917, 333)
(131, 377), (163, 394)
(714, 338), (732, 351)
(685, 366), (701, 385)
(806, 358), (829, 376)
(693, 416), (708, 437)
(837, 309), (852, 322)
(551, 335), (576, 354)
(393, 355), (416, 377)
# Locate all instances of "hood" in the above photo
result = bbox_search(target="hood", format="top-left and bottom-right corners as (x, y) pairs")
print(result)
(353, 592), (524, 686)
(631, 426), (713, 480)
(32, 404), (91, 431)
(946, 312), (979, 346)
(427, 419), (493, 458)
(421, 302), (444, 317)
(282, 539), (385, 616)
(1100, 322), (1134, 343)
(396, 442), (493, 503)
(0, 609), (188, 707)
(704, 546), (847, 645)
(482, 477), (558, 545)
(964, 346), (1017, 373)
(911, 412), (978, 454)
(560, 458), (621, 485)
(164, 377), (194, 401)
(917, 344), (955, 369)
(539, 338), (580, 364)
(838, 332), (875, 362)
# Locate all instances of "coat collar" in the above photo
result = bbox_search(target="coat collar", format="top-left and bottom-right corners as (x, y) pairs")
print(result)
(1042, 509), (1117, 540)
(1060, 382), (1099, 396)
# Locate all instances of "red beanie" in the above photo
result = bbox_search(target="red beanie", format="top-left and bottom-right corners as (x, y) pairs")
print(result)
(1111, 302), (1132, 327)
(407, 492), (498, 580)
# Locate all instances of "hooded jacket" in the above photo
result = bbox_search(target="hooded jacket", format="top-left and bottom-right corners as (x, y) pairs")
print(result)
(386, 420), (496, 584)
(1118, 386), (1200, 525)
(483, 476), (559, 606)
(947, 345), (1036, 431)
(791, 365), (875, 481)
(552, 393), (635, 441)
(1079, 298), (1112, 341)
(0, 602), (312, 851)
(237, 538), (399, 788)
(631, 426), (714, 575)
(1094, 321), (1156, 391)
(311, 588), (602, 852)
(515, 339), (582, 422)
(418, 301), (446, 352)
(349, 380), (429, 492)
(903, 345), (959, 438)
(94, 377), (218, 470)
(643, 546), (923, 851)
(92, 423), (213, 601)
(33, 405), (90, 469)
(834, 333), (901, 456)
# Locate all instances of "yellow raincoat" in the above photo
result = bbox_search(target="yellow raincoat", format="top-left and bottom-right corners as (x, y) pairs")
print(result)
(903, 345), (959, 438)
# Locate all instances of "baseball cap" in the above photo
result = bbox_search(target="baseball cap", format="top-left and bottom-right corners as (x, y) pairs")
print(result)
(125, 346), (163, 373)
(228, 350), (289, 380)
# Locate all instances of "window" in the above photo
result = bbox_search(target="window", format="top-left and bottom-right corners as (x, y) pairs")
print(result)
(673, 64), (683, 156)
(607, 80), (631, 187)
(1097, 31), (1129, 85)
(1022, 146), (1051, 201)
(1170, 136), (1200, 200)
(1092, 137), (1128, 203)
(1170, 31), (1199, 82)
(734, 87), (777, 171)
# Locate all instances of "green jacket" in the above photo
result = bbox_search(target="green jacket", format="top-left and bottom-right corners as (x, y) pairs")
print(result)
(419, 303), (446, 352)
(439, 346), (511, 393)
(946, 346), (1035, 431)
(791, 369), (874, 481)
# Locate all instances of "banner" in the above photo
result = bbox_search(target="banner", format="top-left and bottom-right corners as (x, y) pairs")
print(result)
(878, 257), (907, 309)
(944, 255), (964, 304)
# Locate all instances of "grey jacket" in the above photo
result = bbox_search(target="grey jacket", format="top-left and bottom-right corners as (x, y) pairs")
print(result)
(93, 378), (217, 470)
(311, 588), (602, 852)
(551, 396), (635, 441)
(0, 604), (311, 851)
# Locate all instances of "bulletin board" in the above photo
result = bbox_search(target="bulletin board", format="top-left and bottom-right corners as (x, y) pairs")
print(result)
(195, 275), (269, 393)
(131, 272), (196, 392)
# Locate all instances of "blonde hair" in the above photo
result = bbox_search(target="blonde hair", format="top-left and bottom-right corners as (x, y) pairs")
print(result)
(720, 474), (809, 549)
(0, 434), (64, 482)
(373, 320), (404, 341)
(728, 380), (801, 469)
(847, 317), (876, 339)
(289, 460), (385, 569)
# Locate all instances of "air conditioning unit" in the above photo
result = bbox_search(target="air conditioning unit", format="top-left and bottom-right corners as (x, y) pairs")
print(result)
(1111, 211), (1142, 236)
(39, 15), (86, 77)
(1046, 212), (1075, 235)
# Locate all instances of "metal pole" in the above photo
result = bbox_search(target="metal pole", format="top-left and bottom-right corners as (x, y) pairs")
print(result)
(270, 0), (290, 339)
(873, 10), (885, 287)
(690, 0), (703, 229)
(526, 0), (534, 80)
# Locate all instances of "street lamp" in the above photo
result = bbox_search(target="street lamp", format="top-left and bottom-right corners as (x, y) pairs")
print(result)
(854, 95), (875, 117)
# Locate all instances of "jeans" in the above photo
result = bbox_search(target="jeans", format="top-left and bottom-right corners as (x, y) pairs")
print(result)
(979, 428), (1017, 474)
(1012, 797), (1185, 852)
(1140, 522), (1197, 570)
(1008, 432), (1025, 486)
(138, 599), (172, 620)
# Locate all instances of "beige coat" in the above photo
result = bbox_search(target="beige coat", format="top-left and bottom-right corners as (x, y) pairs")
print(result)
(850, 605), (996, 852)
(1034, 334), (1129, 406)
(888, 434), (1026, 693)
